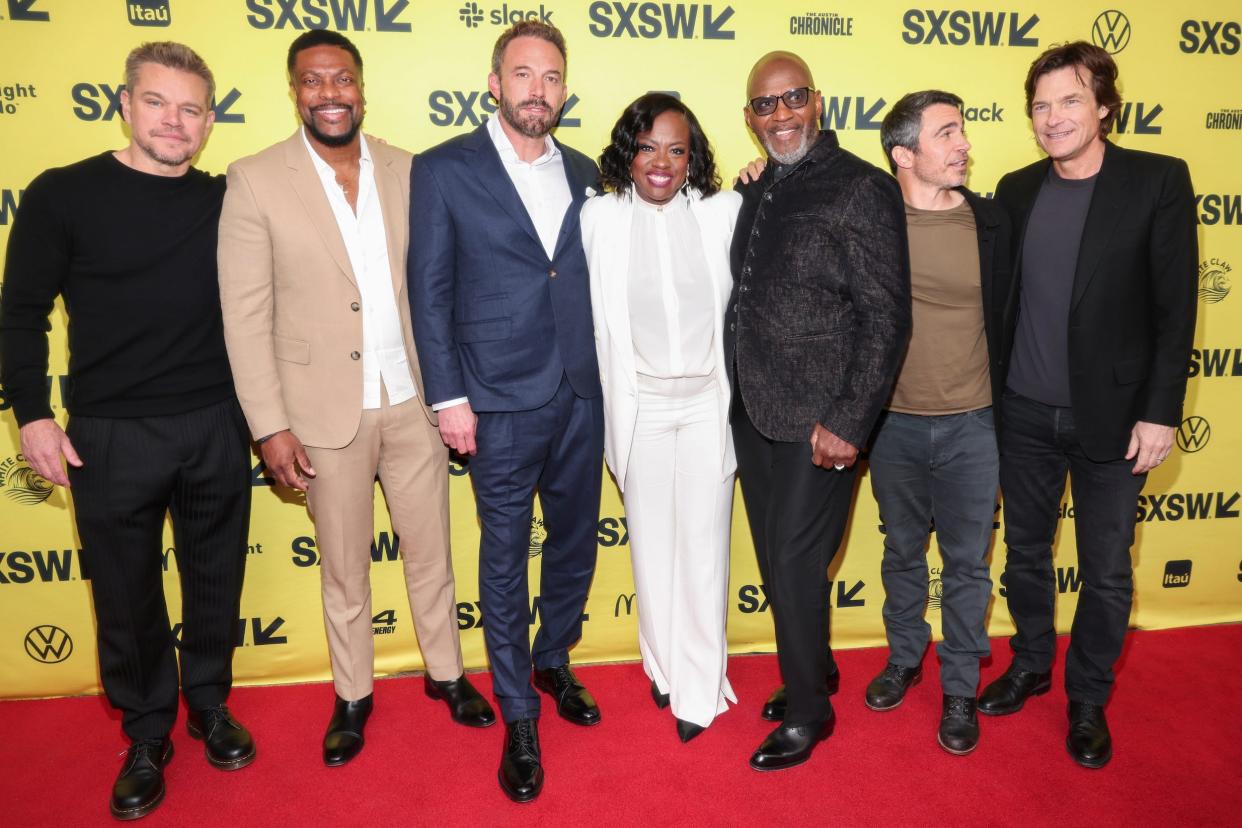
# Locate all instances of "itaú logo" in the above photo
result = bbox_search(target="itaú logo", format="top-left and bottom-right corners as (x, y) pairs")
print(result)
(25, 625), (73, 663)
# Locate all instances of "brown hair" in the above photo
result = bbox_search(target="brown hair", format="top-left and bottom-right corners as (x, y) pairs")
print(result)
(1024, 41), (1121, 136)
(490, 20), (567, 76)
(125, 41), (215, 104)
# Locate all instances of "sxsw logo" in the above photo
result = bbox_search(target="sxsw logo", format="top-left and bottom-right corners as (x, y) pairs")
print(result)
(290, 531), (401, 567)
(71, 83), (246, 124)
(1198, 258), (1232, 303)
(1090, 10), (1130, 55)
(822, 96), (886, 130)
(427, 90), (581, 128)
(128, 0), (171, 26)
(245, 0), (411, 32)
(3, 0), (50, 22)
(1179, 20), (1240, 55)
(1163, 560), (1192, 588)
(597, 515), (629, 547)
(737, 581), (866, 611)
(901, 9), (1039, 47)
(457, 596), (589, 630)
(1000, 566), (1080, 597)
(1176, 416), (1211, 453)
(0, 549), (88, 584)
(1113, 101), (1163, 135)
(24, 625), (72, 663)
(587, 3), (736, 40)
(1189, 348), (1242, 377)
(458, 2), (553, 28)
(1136, 491), (1240, 521)
(172, 617), (288, 647)
(0, 189), (19, 225)
(1196, 194), (1242, 225)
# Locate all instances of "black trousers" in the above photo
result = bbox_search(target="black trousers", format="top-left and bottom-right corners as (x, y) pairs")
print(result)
(732, 401), (853, 727)
(999, 391), (1145, 705)
(67, 398), (252, 740)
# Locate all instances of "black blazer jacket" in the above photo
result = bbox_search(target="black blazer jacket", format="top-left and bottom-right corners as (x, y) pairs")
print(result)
(995, 140), (1198, 461)
(954, 187), (1013, 420)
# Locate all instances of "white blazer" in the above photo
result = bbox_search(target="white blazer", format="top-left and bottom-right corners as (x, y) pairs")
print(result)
(582, 188), (743, 492)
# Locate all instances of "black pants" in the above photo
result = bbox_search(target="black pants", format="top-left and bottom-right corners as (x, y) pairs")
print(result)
(732, 401), (853, 727)
(999, 391), (1145, 705)
(67, 398), (252, 740)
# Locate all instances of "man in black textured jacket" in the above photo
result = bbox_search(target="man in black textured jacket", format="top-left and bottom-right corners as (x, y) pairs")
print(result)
(726, 51), (911, 772)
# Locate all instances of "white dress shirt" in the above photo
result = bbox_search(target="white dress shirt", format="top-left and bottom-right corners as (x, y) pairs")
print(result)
(627, 192), (715, 379)
(302, 129), (416, 410)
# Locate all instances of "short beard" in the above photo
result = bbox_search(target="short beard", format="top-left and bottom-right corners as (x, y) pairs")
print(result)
(499, 95), (556, 139)
(304, 109), (363, 148)
(764, 126), (814, 166)
(134, 135), (195, 168)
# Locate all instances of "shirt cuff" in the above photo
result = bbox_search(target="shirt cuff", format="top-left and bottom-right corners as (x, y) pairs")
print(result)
(431, 396), (469, 412)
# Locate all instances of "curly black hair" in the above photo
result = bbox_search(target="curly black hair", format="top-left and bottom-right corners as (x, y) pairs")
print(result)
(598, 93), (720, 197)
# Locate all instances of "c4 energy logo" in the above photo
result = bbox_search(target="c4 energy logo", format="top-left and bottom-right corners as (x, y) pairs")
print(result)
(1179, 19), (1240, 55)
(0, 83), (37, 117)
(529, 516), (546, 558)
(127, 0), (171, 26)
(245, 0), (411, 32)
(427, 90), (581, 128)
(2, 0), (49, 22)
(588, 3), (735, 40)
(1112, 101), (1162, 135)
(821, 96), (886, 130)
(1090, 10), (1130, 54)
(1196, 193), (1242, 225)
(1189, 348), (1242, 377)
(901, 9), (1039, 47)
(0, 455), (52, 505)
(24, 625), (72, 663)
(789, 11), (853, 36)
(1176, 416), (1211, 453)
(1163, 560), (1192, 588)
(1199, 259), (1232, 303)
(71, 83), (246, 124)
(372, 609), (397, 635)
(458, 2), (553, 28)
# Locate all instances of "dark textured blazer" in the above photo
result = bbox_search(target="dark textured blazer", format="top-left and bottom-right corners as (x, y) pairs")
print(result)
(957, 186), (1014, 419)
(995, 140), (1198, 461)
(726, 131), (912, 447)
(408, 123), (602, 412)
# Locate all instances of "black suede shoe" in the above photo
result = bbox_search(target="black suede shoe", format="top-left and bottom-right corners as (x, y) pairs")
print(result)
(533, 665), (601, 726)
(323, 694), (372, 767)
(676, 718), (705, 743)
(1067, 701), (1112, 769)
(424, 674), (496, 728)
(937, 695), (980, 755)
(977, 664), (1052, 716)
(865, 663), (923, 711)
(110, 738), (173, 820)
(186, 705), (255, 770)
(760, 666), (840, 722)
(651, 681), (670, 710)
(498, 718), (543, 803)
(749, 714), (833, 772)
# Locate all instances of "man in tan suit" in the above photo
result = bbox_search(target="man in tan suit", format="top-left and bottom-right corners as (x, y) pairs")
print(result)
(217, 30), (494, 767)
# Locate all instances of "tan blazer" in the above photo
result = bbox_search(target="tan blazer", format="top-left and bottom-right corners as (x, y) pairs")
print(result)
(218, 131), (435, 449)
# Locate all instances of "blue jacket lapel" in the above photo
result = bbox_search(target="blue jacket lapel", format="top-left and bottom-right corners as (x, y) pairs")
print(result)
(464, 124), (543, 252)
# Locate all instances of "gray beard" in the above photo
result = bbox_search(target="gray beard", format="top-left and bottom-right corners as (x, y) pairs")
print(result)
(499, 95), (555, 139)
(766, 129), (812, 166)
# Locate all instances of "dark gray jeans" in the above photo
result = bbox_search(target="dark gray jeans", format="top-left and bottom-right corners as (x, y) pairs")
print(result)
(868, 407), (998, 697)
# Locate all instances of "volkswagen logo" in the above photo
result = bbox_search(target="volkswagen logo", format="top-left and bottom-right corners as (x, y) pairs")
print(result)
(25, 625), (73, 664)
(1091, 10), (1131, 54)
(1176, 416), (1211, 453)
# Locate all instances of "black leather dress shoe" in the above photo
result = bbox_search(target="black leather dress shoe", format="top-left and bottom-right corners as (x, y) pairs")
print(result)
(760, 667), (840, 722)
(651, 681), (670, 710)
(498, 718), (543, 803)
(533, 665), (601, 726)
(323, 694), (372, 767)
(865, 663), (923, 711)
(749, 714), (833, 771)
(675, 718), (705, 743)
(1066, 701), (1112, 769)
(977, 664), (1052, 716)
(424, 674), (496, 728)
(186, 705), (256, 770)
(110, 738), (173, 820)
(937, 695), (980, 755)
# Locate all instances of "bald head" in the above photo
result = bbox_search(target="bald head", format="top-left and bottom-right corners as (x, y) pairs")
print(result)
(746, 51), (815, 99)
(744, 51), (822, 165)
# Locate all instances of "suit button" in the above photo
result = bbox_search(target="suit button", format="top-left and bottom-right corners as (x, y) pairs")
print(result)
(743, 267), (751, 276)
(751, 228), (760, 238)
(350, 302), (360, 311)
(729, 323), (736, 332)
(763, 192), (773, 201)
(732, 304), (738, 314)
(350, 351), (361, 360)
(740, 284), (750, 292)
(549, 269), (557, 278)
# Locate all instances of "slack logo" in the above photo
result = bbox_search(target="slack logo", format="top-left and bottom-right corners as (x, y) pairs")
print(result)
(1163, 560), (1192, 588)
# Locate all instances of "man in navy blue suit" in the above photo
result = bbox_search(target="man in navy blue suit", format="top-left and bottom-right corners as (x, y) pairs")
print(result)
(408, 20), (604, 803)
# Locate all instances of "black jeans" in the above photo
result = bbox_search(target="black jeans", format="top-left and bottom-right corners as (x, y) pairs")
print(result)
(999, 391), (1145, 705)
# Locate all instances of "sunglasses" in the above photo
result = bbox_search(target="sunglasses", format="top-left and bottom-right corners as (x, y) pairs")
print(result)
(747, 87), (815, 117)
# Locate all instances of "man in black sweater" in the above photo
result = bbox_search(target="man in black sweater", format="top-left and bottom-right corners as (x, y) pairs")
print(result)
(0, 42), (255, 819)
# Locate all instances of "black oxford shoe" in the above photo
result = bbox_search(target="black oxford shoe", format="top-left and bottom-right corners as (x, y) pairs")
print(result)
(533, 665), (601, 726)
(651, 681), (670, 710)
(110, 738), (173, 821)
(1066, 701), (1112, 769)
(424, 674), (496, 728)
(937, 695), (980, 755)
(186, 705), (256, 770)
(323, 694), (372, 767)
(676, 718), (705, 743)
(760, 666), (841, 722)
(865, 663), (923, 711)
(977, 664), (1052, 716)
(748, 714), (834, 772)
(498, 718), (543, 803)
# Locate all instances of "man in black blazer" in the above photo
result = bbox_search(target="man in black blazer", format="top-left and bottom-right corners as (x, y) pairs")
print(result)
(727, 51), (911, 772)
(979, 42), (1197, 769)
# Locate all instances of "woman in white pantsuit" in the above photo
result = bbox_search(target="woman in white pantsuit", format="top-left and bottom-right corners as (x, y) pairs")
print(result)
(582, 94), (741, 742)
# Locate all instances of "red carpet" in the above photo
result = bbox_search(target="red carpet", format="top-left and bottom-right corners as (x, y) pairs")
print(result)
(3, 625), (1239, 826)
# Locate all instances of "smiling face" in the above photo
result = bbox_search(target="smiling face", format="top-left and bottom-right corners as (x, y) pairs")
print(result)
(292, 44), (364, 148)
(488, 35), (566, 140)
(908, 102), (971, 190)
(120, 62), (214, 170)
(744, 57), (822, 165)
(629, 110), (691, 205)
(1030, 64), (1108, 167)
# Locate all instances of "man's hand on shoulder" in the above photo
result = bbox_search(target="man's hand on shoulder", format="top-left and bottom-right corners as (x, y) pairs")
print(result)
(810, 423), (858, 470)
(18, 418), (82, 488)
(260, 430), (316, 491)
(437, 401), (478, 456)
(734, 157), (767, 188)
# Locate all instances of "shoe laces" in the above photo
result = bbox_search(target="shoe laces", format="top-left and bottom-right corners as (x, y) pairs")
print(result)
(198, 704), (234, 733)
(882, 663), (913, 682)
(509, 719), (538, 758)
(120, 738), (164, 769)
(550, 665), (578, 688)
(944, 696), (973, 718)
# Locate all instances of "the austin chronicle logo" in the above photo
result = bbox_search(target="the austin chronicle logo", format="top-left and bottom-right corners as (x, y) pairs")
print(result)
(0, 455), (54, 505)
(25, 625), (73, 663)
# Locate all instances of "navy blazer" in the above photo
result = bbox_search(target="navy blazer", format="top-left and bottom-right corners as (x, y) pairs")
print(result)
(408, 123), (602, 412)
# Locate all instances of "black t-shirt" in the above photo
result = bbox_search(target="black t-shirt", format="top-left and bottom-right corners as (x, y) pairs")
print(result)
(0, 152), (235, 424)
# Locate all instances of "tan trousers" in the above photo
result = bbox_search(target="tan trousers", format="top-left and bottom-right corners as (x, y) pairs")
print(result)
(305, 394), (462, 700)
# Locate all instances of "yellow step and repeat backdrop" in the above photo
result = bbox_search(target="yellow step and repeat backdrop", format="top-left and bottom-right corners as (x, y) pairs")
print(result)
(1, 1), (1239, 699)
